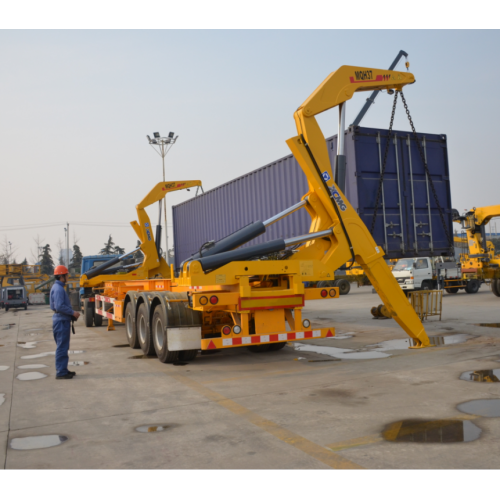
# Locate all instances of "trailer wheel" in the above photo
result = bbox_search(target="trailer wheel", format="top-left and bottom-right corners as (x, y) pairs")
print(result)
(421, 281), (432, 290)
(152, 307), (178, 363)
(94, 311), (103, 327)
(84, 299), (94, 327)
(125, 302), (140, 349)
(178, 349), (198, 361)
(154, 292), (202, 363)
(337, 279), (351, 295)
(268, 342), (287, 351)
(445, 288), (459, 294)
(465, 280), (480, 294)
(137, 303), (155, 356)
(247, 344), (270, 353)
(492, 279), (500, 297)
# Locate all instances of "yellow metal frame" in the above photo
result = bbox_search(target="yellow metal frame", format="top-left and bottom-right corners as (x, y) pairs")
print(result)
(284, 66), (430, 347)
(456, 205), (500, 277)
(80, 180), (202, 289)
(97, 65), (435, 351)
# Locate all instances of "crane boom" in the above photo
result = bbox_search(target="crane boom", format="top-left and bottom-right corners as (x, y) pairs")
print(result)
(80, 180), (202, 288)
(287, 65), (431, 347)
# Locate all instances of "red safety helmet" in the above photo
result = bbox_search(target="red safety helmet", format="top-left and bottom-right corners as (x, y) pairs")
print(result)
(54, 265), (69, 275)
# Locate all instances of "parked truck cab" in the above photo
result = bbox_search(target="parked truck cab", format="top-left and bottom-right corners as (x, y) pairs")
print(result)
(393, 258), (434, 291)
(1, 285), (28, 311)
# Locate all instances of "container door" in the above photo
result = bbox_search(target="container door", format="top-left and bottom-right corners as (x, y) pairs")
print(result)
(351, 129), (408, 256)
(399, 132), (452, 257)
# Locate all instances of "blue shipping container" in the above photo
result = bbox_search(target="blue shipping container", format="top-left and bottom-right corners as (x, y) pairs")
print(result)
(172, 126), (453, 269)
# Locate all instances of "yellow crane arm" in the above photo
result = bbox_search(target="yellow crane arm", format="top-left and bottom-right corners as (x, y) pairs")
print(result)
(471, 205), (500, 226)
(455, 205), (500, 267)
(131, 180), (202, 277)
(81, 180), (202, 288)
(287, 65), (431, 347)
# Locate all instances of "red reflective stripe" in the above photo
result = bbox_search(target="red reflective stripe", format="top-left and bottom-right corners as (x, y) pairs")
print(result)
(251, 336), (260, 344)
(304, 331), (313, 338)
(270, 334), (279, 342)
(287, 332), (296, 340)
(232, 338), (242, 345)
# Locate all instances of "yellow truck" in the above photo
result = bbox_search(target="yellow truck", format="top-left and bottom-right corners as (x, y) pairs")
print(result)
(453, 206), (500, 296)
(82, 64), (433, 362)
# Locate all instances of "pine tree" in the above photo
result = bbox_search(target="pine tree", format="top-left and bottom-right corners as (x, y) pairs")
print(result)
(40, 244), (55, 275)
(70, 244), (83, 272)
(99, 235), (115, 255)
(21, 258), (27, 265)
(113, 245), (125, 255)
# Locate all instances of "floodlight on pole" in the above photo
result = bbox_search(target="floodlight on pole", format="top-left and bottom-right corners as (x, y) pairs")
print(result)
(147, 131), (179, 264)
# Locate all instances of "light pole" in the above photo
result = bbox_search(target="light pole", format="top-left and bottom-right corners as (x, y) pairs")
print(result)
(64, 223), (69, 268)
(147, 131), (178, 264)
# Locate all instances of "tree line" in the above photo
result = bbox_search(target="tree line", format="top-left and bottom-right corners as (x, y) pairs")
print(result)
(1, 234), (126, 275)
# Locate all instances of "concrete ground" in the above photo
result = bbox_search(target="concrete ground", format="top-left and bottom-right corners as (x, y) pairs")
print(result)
(1, 284), (500, 469)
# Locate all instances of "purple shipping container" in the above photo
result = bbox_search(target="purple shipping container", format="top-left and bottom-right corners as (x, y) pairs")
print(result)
(172, 152), (310, 269)
(172, 126), (453, 269)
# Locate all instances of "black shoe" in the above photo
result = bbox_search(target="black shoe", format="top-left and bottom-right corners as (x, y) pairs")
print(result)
(68, 370), (76, 376)
(56, 373), (74, 380)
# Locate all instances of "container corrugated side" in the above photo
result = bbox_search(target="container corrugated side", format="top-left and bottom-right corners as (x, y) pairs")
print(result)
(172, 154), (310, 268)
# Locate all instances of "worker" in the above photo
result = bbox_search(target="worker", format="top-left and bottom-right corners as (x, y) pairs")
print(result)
(50, 265), (80, 380)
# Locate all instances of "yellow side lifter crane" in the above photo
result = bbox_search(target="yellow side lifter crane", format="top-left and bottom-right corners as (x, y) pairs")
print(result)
(88, 64), (433, 363)
(283, 65), (430, 347)
(453, 206), (500, 296)
(79, 180), (201, 326)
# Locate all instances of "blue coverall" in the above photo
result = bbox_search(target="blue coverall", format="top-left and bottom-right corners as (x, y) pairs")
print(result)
(50, 280), (75, 377)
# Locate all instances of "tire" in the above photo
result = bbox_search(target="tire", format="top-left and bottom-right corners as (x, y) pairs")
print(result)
(5, 306), (9, 312)
(137, 302), (155, 356)
(492, 279), (500, 297)
(268, 342), (287, 351)
(94, 311), (103, 327)
(125, 302), (140, 349)
(24, 305), (27, 310)
(337, 279), (351, 295)
(84, 299), (94, 327)
(153, 292), (202, 363)
(421, 281), (432, 290)
(179, 350), (198, 361)
(445, 287), (459, 294)
(465, 280), (480, 294)
(152, 307), (178, 363)
(247, 344), (270, 353)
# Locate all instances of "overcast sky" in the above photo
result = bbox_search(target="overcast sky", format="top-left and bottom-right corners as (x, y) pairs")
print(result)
(1, 29), (499, 263)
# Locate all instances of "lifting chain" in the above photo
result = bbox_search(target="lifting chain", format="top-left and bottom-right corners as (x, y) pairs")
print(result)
(370, 90), (399, 235)
(400, 91), (453, 250)
(370, 90), (453, 253)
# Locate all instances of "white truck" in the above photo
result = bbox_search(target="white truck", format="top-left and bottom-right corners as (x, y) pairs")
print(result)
(391, 257), (481, 294)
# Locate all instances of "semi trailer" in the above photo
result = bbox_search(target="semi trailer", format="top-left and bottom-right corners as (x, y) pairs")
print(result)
(81, 63), (436, 363)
